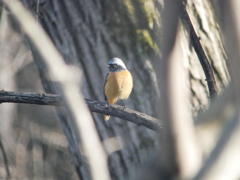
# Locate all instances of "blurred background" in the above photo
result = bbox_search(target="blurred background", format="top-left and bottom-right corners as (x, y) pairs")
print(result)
(0, 0), (230, 180)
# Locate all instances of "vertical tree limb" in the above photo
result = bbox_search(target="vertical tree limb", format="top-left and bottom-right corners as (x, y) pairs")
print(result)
(158, 0), (201, 179)
(193, 0), (240, 179)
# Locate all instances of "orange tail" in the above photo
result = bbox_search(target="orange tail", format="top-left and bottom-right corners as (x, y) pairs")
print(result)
(104, 98), (117, 121)
(104, 115), (110, 121)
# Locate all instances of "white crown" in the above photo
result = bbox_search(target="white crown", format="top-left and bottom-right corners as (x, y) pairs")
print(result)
(108, 57), (127, 69)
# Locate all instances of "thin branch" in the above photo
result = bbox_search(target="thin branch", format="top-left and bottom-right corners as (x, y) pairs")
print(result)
(181, 8), (218, 98)
(0, 90), (63, 106)
(0, 90), (161, 131)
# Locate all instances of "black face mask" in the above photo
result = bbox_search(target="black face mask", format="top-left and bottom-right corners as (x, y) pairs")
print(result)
(109, 64), (125, 72)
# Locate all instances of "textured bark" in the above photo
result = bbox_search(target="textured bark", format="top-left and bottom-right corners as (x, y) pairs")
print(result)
(11, 0), (230, 179)
(185, 0), (230, 116)
(20, 0), (162, 179)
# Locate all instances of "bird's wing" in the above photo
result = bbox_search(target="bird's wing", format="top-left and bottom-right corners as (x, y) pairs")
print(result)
(103, 73), (109, 101)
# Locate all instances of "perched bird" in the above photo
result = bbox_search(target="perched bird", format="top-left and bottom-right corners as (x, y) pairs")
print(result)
(104, 57), (133, 120)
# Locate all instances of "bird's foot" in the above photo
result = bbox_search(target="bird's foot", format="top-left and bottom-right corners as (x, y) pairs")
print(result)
(122, 99), (127, 109)
(122, 105), (127, 109)
(105, 102), (110, 109)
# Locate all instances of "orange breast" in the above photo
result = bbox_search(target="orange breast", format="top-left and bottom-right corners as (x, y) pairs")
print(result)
(104, 70), (133, 104)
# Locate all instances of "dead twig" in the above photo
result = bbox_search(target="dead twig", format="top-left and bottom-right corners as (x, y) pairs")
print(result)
(181, 8), (218, 98)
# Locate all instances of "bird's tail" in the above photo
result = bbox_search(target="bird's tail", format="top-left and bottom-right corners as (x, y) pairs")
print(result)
(104, 115), (110, 121)
(104, 98), (117, 121)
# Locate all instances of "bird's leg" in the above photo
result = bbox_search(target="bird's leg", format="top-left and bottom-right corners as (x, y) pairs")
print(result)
(105, 101), (110, 109)
(122, 99), (126, 109)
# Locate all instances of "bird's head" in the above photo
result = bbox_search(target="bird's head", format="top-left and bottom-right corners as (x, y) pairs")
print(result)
(108, 57), (127, 72)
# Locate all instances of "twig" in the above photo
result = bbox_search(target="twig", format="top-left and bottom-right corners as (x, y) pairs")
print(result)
(0, 90), (161, 131)
(181, 8), (218, 98)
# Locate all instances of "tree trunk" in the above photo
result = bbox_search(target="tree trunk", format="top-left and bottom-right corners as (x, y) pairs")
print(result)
(13, 0), (230, 179)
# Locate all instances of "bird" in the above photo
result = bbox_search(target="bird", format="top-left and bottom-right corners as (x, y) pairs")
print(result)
(104, 57), (133, 121)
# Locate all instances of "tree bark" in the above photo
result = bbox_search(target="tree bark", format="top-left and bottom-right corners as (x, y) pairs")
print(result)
(9, 0), (230, 179)
(19, 0), (163, 179)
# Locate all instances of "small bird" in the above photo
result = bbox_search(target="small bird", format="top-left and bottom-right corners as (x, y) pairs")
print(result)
(104, 57), (133, 120)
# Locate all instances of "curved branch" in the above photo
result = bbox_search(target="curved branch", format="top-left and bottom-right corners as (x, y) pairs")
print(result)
(0, 90), (161, 131)
(181, 8), (218, 98)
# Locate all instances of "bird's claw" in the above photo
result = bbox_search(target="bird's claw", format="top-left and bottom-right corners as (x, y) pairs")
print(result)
(105, 102), (110, 109)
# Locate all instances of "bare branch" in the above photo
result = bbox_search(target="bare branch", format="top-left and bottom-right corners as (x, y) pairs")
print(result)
(181, 8), (218, 98)
(0, 90), (161, 131)
(0, 90), (63, 106)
